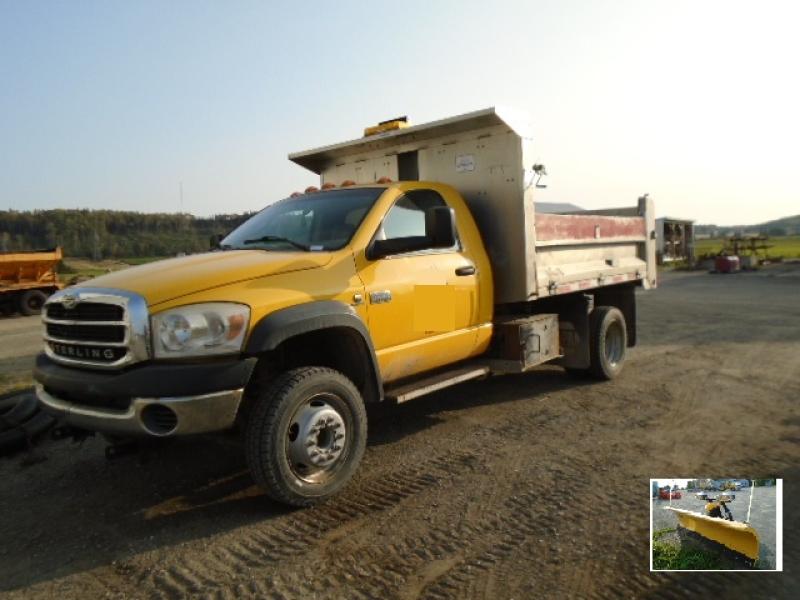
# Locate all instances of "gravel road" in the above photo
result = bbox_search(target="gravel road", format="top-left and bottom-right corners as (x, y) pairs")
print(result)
(0, 315), (42, 362)
(1, 265), (798, 598)
(0, 315), (41, 390)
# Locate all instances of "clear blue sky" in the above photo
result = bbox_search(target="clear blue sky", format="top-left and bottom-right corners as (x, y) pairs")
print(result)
(2, 1), (798, 224)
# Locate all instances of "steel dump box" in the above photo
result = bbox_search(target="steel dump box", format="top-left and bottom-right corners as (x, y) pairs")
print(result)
(0, 247), (63, 292)
(290, 107), (656, 304)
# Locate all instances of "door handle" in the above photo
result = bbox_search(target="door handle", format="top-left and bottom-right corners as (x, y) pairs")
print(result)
(455, 265), (476, 276)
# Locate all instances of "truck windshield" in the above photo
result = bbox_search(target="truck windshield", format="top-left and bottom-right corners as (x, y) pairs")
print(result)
(221, 188), (383, 252)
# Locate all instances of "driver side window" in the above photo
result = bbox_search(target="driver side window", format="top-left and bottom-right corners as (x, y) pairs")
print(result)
(377, 189), (448, 242)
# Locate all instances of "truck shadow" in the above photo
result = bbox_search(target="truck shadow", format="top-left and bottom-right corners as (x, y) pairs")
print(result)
(367, 367), (594, 446)
(0, 367), (592, 592)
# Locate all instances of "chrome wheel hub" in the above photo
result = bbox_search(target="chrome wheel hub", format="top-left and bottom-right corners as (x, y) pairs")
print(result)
(605, 322), (624, 366)
(287, 395), (347, 482)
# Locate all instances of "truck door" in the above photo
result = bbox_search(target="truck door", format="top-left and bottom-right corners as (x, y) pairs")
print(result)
(356, 188), (480, 382)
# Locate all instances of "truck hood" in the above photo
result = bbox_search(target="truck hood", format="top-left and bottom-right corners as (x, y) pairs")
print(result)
(77, 250), (332, 306)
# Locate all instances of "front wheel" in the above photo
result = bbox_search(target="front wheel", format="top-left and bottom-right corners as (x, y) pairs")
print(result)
(245, 366), (367, 507)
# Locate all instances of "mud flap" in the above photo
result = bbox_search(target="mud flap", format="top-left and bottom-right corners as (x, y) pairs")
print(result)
(666, 507), (759, 562)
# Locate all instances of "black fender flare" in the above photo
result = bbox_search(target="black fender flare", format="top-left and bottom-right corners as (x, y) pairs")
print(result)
(244, 300), (383, 401)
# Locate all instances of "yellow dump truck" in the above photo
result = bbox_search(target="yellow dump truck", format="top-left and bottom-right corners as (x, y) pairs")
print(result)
(34, 108), (656, 506)
(0, 247), (63, 315)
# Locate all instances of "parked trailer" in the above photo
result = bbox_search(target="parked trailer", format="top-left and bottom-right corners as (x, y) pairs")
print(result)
(0, 247), (63, 315)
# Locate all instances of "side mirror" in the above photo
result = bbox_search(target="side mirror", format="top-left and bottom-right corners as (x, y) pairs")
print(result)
(368, 236), (429, 260)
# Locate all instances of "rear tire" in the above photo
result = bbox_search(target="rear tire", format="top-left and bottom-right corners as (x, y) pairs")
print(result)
(245, 366), (367, 507)
(19, 290), (48, 316)
(589, 306), (627, 380)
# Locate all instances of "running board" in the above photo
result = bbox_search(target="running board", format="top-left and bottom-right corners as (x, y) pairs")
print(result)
(384, 365), (490, 404)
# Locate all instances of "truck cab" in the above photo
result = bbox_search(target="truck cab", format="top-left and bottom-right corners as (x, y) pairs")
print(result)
(34, 107), (656, 506)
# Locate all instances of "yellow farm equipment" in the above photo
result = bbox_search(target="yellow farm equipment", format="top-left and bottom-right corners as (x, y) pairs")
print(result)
(0, 247), (63, 315)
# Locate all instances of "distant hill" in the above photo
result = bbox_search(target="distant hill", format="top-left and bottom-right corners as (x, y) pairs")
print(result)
(0, 209), (252, 259)
(695, 214), (800, 237)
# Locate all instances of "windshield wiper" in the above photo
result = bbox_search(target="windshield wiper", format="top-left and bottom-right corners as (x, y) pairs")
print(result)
(242, 235), (311, 251)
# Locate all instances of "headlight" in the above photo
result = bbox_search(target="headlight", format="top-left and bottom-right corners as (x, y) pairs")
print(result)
(151, 303), (250, 358)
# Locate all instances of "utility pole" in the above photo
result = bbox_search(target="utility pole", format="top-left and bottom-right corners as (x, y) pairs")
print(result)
(180, 181), (184, 214)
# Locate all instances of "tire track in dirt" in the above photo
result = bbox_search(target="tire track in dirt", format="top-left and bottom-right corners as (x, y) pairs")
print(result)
(242, 459), (597, 599)
(415, 489), (568, 599)
(210, 393), (630, 599)
(112, 388), (577, 597)
(129, 449), (484, 599)
(125, 377), (664, 599)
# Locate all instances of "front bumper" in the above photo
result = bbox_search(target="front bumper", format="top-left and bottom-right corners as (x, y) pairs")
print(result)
(33, 353), (257, 437)
(36, 385), (244, 437)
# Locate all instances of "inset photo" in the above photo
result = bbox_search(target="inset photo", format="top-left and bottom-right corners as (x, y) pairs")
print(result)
(650, 479), (782, 571)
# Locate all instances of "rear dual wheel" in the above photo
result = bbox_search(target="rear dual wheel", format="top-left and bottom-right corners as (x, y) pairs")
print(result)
(245, 366), (367, 507)
(589, 306), (627, 379)
(566, 305), (628, 380)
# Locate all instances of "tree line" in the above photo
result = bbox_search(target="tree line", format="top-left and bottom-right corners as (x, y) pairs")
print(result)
(0, 209), (254, 259)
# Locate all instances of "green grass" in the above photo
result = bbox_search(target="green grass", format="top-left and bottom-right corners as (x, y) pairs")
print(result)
(652, 529), (723, 570)
(0, 372), (33, 396)
(118, 256), (163, 265)
(695, 235), (800, 259)
(57, 256), (162, 283)
(59, 267), (112, 282)
(653, 527), (675, 540)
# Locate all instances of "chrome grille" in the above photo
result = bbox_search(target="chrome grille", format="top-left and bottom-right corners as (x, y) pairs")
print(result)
(45, 302), (124, 322)
(46, 323), (126, 343)
(43, 288), (150, 369)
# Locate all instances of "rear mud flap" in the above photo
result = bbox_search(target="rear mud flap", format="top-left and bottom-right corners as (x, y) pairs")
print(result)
(665, 507), (759, 562)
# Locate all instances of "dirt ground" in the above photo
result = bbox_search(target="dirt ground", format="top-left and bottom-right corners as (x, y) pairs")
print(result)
(652, 486), (777, 569)
(1, 265), (798, 598)
(0, 315), (40, 393)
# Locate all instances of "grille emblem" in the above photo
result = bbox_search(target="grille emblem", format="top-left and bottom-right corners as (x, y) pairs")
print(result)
(61, 293), (80, 310)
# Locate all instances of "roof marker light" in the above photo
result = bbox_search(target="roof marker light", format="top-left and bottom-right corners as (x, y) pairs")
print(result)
(305, 186), (319, 193)
(376, 177), (392, 184)
(340, 180), (356, 187)
(290, 191), (301, 197)
(321, 182), (336, 190)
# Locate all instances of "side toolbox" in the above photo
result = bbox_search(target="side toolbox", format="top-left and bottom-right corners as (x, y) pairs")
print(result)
(487, 314), (561, 373)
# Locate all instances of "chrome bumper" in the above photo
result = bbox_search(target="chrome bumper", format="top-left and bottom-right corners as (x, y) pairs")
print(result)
(35, 384), (244, 437)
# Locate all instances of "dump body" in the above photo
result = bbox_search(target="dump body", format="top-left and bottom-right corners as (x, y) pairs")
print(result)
(0, 247), (62, 293)
(290, 106), (657, 305)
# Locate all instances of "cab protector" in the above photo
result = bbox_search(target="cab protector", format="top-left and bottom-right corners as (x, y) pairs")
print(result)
(245, 300), (383, 401)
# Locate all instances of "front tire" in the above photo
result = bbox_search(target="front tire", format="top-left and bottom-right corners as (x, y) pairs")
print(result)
(245, 366), (367, 507)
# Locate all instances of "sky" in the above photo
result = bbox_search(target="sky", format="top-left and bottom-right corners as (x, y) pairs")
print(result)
(1, 1), (798, 225)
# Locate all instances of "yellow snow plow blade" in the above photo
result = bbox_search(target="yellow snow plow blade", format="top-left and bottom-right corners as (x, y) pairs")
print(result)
(666, 507), (759, 561)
